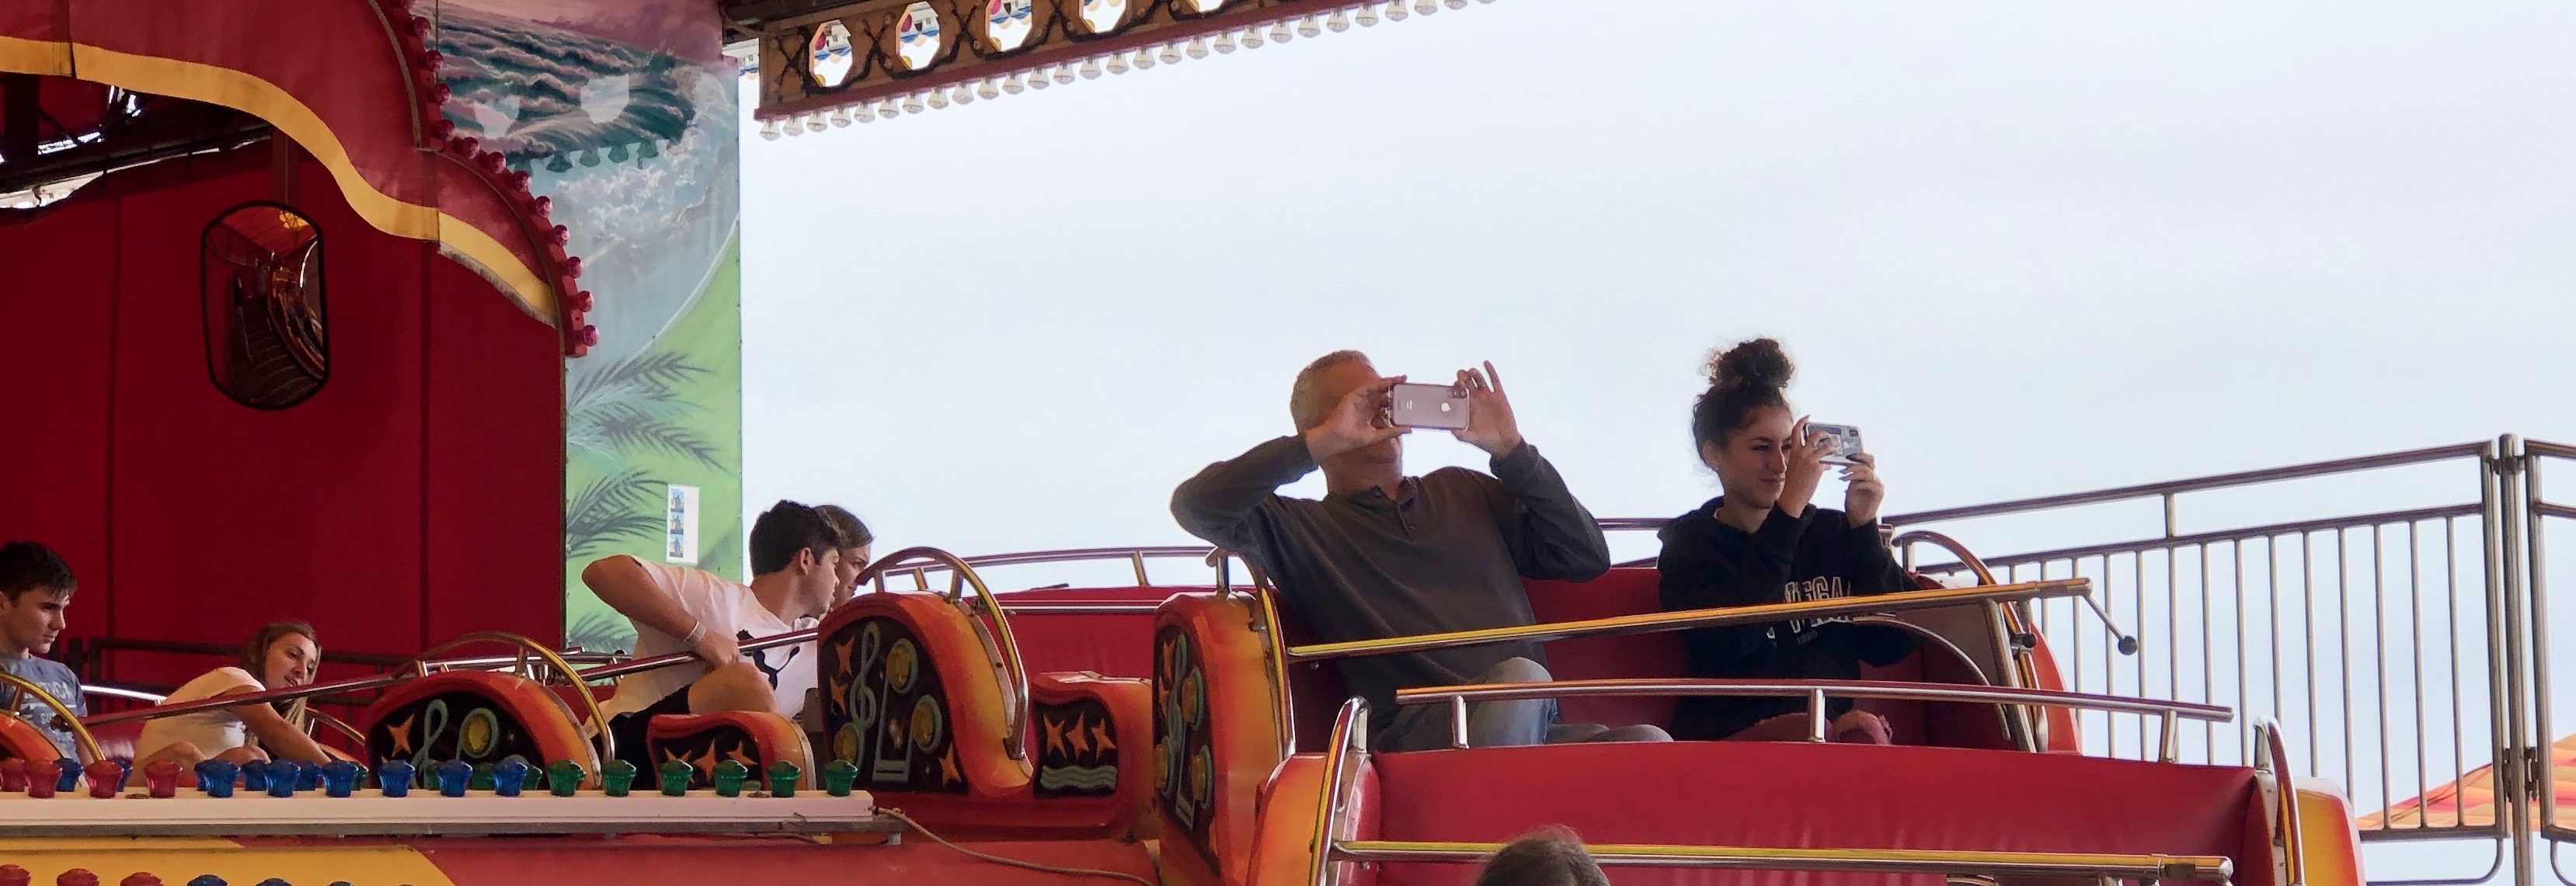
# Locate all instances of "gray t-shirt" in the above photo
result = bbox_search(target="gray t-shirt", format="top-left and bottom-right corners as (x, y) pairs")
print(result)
(1171, 436), (1610, 745)
(0, 654), (86, 758)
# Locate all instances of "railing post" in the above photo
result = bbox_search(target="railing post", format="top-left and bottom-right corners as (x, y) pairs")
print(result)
(1449, 695), (1469, 750)
(2520, 443), (2560, 843)
(1808, 690), (1829, 742)
(2488, 435), (2536, 886)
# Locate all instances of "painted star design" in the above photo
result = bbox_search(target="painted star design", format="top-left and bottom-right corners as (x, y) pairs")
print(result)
(936, 745), (960, 785)
(1068, 715), (1094, 756)
(1088, 721), (1116, 755)
(1042, 715), (1070, 757)
(386, 713), (418, 757)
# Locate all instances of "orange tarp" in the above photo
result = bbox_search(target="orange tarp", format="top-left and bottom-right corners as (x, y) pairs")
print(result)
(2362, 732), (2576, 831)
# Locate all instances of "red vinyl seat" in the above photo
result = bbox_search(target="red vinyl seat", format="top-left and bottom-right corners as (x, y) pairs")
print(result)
(1524, 568), (2025, 749)
(1358, 741), (2275, 886)
(87, 719), (141, 761)
(999, 585), (1179, 679)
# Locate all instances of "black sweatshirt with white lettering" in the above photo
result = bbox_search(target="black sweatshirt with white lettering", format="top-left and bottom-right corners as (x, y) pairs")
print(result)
(1655, 497), (1922, 741)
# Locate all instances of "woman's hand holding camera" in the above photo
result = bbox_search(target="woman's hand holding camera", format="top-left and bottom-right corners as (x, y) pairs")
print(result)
(1777, 417), (1835, 518)
(1842, 452), (1885, 527)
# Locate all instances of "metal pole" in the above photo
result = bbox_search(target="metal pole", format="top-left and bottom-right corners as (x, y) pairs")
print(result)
(1808, 690), (1829, 742)
(2526, 448), (2560, 839)
(2483, 438), (2532, 886)
(1450, 695), (1469, 750)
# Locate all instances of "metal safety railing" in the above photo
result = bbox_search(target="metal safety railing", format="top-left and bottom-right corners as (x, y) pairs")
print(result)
(2519, 441), (2574, 886)
(1390, 677), (2232, 758)
(1878, 436), (2567, 886)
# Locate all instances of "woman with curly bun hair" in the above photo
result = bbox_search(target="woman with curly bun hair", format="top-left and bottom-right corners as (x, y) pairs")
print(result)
(1655, 338), (1920, 742)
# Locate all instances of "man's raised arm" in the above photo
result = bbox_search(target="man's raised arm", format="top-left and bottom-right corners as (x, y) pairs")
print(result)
(1450, 362), (1610, 581)
(1171, 436), (1315, 551)
(1491, 442), (1612, 581)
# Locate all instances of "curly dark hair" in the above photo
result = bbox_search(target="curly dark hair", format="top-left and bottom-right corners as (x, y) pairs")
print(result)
(1689, 336), (1795, 451)
(1474, 826), (1611, 886)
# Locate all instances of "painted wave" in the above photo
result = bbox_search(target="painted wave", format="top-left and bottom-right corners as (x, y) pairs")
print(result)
(1037, 766), (1120, 791)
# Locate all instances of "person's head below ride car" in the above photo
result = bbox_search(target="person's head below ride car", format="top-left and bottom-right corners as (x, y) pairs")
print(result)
(1171, 351), (1670, 751)
(586, 499), (850, 771)
(1474, 826), (1613, 886)
(134, 620), (336, 776)
(0, 540), (85, 757)
(1655, 337), (1921, 743)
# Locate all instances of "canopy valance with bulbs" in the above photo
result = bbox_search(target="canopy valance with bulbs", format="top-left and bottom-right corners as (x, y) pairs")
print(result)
(0, 0), (597, 354)
(740, 0), (1494, 135)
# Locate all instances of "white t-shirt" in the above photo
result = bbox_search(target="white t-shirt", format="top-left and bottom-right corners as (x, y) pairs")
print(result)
(598, 557), (818, 722)
(138, 667), (262, 757)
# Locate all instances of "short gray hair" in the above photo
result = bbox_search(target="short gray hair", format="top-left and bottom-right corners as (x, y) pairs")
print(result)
(1289, 349), (1373, 430)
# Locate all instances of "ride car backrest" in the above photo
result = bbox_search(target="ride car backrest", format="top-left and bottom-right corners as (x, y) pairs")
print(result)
(999, 585), (1177, 679)
(1363, 741), (2274, 886)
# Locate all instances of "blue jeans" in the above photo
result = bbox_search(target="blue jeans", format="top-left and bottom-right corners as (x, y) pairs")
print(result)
(1380, 657), (1673, 751)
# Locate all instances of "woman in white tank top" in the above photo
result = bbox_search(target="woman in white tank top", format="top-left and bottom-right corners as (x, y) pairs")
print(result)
(134, 622), (334, 773)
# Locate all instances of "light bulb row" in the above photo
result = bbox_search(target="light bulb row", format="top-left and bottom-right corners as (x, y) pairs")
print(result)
(758, 0), (1493, 139)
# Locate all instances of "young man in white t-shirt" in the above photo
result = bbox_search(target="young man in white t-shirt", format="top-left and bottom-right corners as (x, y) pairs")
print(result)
(586, 501), (848, 771)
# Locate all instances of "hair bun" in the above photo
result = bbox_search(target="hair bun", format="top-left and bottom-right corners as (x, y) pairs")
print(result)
(1707, 337), (1793, 392)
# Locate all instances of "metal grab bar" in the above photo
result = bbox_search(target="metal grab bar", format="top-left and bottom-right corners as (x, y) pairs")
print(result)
(2254, 719), (2307, 886)
(81, 684), (167, 704)
(1331, 841), (2234, 883)
(571, 627), (818, 683)
(1391, 677), (2232, 759)
(83, 627), (820, 728)
(1286, 579), (2094, 662)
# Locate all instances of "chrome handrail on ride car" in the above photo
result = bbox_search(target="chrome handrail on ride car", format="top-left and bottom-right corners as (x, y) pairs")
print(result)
(2254, 718), (2308, 886)
(1391, 678), (2233, 760)
(1333, 842), (2233, 882)
(1306, 695), (2237, 886)
(1284, 579), (2094, 662)
(82, 684), (166, 704)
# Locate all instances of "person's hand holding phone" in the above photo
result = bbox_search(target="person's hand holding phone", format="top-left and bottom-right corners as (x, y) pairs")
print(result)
(1842, 452), (1885, 527)
(1305, 375), (1408, 462)
(1777, 416), (1833, 518)
(1450, 361), (1523, 457)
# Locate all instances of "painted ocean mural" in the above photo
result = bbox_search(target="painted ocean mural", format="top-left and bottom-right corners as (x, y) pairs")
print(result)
(434, 1), (745, 654)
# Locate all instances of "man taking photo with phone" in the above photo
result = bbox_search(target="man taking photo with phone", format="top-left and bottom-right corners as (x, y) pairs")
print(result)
(1171, 351), (1670, 750)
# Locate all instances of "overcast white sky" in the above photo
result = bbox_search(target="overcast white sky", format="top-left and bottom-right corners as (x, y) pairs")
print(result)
(740, 4), (2572, 874)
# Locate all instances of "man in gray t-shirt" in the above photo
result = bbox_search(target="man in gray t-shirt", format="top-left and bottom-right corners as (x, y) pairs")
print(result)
(0, 542), (87, 757)
(1172, 352), (1669, 751)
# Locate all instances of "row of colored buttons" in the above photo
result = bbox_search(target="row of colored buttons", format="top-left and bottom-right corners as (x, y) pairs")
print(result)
(0, 755), (871, 799)
(0, 867), (405, 886)
(0, 757), (137, 797)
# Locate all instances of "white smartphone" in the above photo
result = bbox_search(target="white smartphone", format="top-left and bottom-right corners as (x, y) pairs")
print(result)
(1809, 422), (1864, 466)
(1388, 382), (1471, 429)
